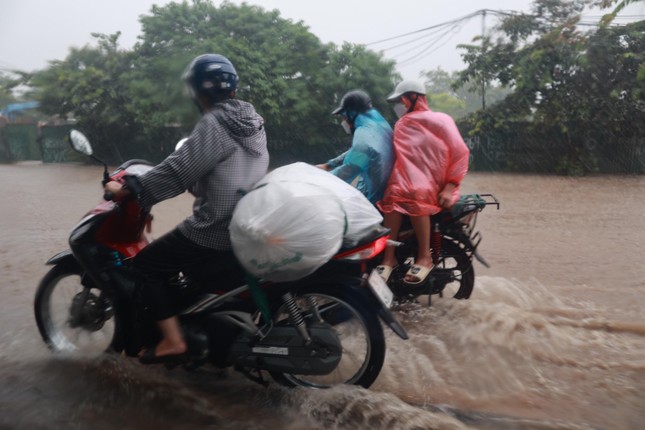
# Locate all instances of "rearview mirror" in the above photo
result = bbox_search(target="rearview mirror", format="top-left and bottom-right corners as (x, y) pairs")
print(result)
(69, 129), (93, 156)
(175, 138), (188, 152)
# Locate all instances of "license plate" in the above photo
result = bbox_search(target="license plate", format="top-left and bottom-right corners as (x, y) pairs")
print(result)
(368, 269), (394, 308)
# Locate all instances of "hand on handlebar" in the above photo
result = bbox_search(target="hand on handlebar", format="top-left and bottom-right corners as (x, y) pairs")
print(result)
(438, 184), (457, 209)
(104, 181), (130, 201)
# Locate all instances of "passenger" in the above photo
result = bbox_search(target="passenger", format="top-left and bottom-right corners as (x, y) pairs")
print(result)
(104, 54), (269, 363)
(317, 90), (394, 205)
(376, 80), (470, 285)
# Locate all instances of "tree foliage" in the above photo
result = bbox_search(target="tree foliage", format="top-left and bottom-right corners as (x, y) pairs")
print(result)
(595, 0), (644, 25)
(23, 0), (643, 173)
(455, 0), (645, 174)
(29, 32), (146, 161)
(28, 1), (399, 165)
(129, 0), (399, 163)
(420, 67), (511, 118)
(0, 71), (27, 107)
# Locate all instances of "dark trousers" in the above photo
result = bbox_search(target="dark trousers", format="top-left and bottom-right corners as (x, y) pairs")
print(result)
(133, 228), (232, 320)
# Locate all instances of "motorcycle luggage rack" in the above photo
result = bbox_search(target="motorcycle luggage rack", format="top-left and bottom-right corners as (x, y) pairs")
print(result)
(451, 193), (499, 216)
(478, 193), (500, 210)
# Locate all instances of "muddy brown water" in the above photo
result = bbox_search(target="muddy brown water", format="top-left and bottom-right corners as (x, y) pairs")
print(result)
(1, 162), (644, 430)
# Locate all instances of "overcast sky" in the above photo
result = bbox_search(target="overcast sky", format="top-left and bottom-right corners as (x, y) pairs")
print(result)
(1, 0), (643, 80)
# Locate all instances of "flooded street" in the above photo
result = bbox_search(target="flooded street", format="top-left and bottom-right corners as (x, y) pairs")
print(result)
(1, 162), (644, 430)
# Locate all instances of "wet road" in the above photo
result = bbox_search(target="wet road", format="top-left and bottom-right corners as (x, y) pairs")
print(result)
(1, 162), (644, 430)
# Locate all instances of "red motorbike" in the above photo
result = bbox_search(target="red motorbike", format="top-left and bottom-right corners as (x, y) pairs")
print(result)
(34, 130), (407, 389)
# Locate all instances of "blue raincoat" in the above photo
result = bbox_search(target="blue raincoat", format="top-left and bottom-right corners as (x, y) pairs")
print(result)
(326, 109), (394, 204)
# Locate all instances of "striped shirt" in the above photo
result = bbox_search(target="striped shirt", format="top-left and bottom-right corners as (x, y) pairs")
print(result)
(138, 99), (269, 250)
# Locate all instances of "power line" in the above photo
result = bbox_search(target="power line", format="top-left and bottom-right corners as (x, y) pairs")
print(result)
(376, 19), (463, 51)
(365, 11), (482, 46)
(365, 7), (644, 85)
(367, 9), (645, 49)
(396, 21), (468, 68)
(365, 9), (528, 47)
(366, 9), (510, 71)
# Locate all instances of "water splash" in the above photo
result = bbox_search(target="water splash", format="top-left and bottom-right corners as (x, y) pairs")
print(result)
(273, 384), (472, 430)
(372, 276), (645, 428)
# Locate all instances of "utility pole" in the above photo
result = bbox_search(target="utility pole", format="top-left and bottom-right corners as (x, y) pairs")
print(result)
(481, 9), (487, 110)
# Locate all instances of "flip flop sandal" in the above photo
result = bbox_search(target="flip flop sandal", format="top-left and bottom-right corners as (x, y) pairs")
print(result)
(404, 264), (433, 285)
(374, 264), (395, 283)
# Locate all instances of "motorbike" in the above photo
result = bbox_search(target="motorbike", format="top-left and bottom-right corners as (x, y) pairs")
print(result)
(34, 130), (408, 389)
(375, 193), (500, 305)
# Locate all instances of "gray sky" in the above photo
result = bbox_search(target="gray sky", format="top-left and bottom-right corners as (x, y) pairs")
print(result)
(1, 0), (643, 79)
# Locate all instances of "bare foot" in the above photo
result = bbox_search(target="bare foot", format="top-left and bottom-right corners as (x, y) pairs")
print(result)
(139, 338), (187, 358)
(379, 259), (398, 269)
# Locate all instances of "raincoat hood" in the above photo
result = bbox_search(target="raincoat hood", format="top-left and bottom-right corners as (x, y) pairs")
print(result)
(407, 94), (430, 114)
(211, 99), (266, 156)
(354, 108), (392, 131)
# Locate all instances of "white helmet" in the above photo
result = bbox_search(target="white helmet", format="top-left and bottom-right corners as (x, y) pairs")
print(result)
(387, 80), (426, 102)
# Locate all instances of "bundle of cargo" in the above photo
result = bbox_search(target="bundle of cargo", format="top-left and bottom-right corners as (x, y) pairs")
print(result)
(229, 162), (383, 281)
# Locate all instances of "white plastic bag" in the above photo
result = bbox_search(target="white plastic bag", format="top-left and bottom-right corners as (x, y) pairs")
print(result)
(262, 162), (383, 246)
(229, 180), (346, 282)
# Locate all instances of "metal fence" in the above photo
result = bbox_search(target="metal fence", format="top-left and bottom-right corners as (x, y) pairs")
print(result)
(0, 123), (83, 163)
(2, 122), (644, 174)
(0, 124), (41, 162)
(465, 133), (645, 174)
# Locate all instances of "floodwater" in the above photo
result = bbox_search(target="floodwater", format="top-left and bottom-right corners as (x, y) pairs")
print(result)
(1, 162), (644, 430)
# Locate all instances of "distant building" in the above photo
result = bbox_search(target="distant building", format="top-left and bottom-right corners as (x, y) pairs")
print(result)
(0, 101), (40, 123)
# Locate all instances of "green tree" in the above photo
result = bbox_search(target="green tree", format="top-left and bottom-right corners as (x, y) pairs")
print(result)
(29, 32), (147, 162)
(596, 0), (645, 25)
(0, 71), (23, 107)
(129, 0), (399, 164)
(455, 0), (645, 174)
(26, 1), (399, 165)
(421, 67), (511, 118)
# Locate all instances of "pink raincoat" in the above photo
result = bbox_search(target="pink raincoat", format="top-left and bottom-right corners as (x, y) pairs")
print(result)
(377, 97), (470, 216)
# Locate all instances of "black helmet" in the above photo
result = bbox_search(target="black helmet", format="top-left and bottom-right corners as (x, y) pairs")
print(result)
(332, 90), (372, 116)
(183, 54), (238, 97)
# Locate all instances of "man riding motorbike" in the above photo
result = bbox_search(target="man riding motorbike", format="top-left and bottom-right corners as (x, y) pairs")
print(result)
(104, 53), (269, 364)
(317, 90), (394, 205)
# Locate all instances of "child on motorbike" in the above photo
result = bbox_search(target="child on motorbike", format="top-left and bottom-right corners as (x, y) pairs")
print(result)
(376, 80), (470, 286)
(317, 90), (394, 205)
(104, 54), (269, 364)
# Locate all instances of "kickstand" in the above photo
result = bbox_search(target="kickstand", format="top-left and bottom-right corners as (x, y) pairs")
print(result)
(235, 366), (269, 387)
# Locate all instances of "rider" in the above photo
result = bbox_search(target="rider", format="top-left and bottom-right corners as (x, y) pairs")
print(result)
(104, 54), (269, 364)
(376, 80), (470, 285)
(317, 90), (394, 205)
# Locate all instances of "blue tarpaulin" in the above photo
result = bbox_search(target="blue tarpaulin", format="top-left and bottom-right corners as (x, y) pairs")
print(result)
(1, 101), (40, 120)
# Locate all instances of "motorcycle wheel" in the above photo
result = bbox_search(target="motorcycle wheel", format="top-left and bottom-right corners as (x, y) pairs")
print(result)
(433, 239), (475, 299)
(34, 264), (123, 355)
(269, 285), (385, 389)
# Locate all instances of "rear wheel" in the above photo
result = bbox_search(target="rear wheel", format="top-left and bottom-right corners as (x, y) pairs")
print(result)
(394, 237), (475, 299)
(433, 239), (475, 299)
(269, 286), (385, 388)
(34, 264), (122, 355)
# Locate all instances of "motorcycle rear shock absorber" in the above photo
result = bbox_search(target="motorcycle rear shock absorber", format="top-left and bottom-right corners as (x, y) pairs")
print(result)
(431, 222), (441, 265)
(282, 292), (312, 344)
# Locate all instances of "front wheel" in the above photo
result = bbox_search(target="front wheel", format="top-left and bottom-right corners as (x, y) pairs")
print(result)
(34, 264), (122, 355)
(269, 285), (385, 388)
